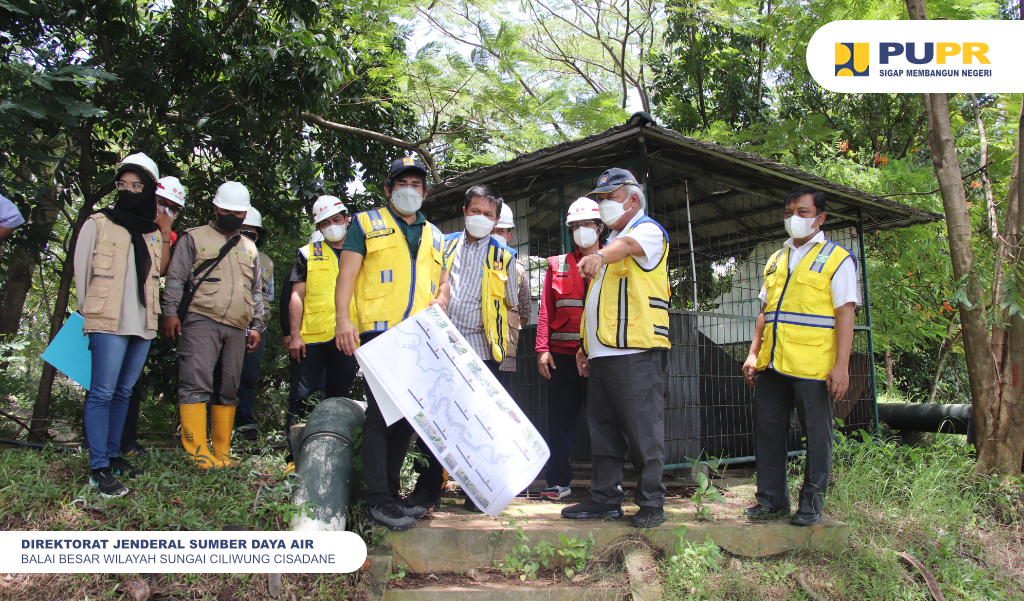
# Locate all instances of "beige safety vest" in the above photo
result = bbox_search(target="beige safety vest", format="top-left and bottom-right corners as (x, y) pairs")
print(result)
(81, 213), (163, 332)
(186, 224), (259, 329)
(259, 251), (274, 326)
(506, 259), (525, 358)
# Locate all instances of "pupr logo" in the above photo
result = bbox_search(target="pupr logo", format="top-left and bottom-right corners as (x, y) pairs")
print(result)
(835, 42), (869, 76)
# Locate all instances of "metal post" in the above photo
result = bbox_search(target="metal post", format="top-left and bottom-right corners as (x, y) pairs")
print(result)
(557, 186), (569, 254)
(684, 180), (699, 308)
(857, 208), (881, 437)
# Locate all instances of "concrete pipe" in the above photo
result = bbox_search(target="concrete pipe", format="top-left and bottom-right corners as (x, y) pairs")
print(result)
(290, 397), (366, 531)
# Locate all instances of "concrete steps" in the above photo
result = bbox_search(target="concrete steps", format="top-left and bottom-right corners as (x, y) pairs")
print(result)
(367, 484), (849, 599)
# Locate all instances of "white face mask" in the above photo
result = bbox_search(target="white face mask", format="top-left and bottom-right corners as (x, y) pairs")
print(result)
(573, 226), (599, 248)
(391, 186), (423, 216)
(321, 223), (347, 242)
(784, 214), (821, 239)
(465, 214), (495, 238)
(598, 197), (629, 227)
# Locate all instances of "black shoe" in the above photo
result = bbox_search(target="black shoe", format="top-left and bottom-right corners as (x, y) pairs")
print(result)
(242, 428), (260, 441)
(89, 468), (128, 498)
(630, 506), (666, 528)
(404, 489), (441, 513)
(108, 456), (144, 479)
(463, 497), (483, 513)
(791, 511), (822, 526)
(561, 500), (624, 520)
(744, 504), (787, 519)
(394, 494), (429, 519)
(368, 498), (417, 531)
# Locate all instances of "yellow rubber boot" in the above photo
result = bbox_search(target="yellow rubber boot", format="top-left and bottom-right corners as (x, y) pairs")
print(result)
(210, 405), (240, 468)
(179, 404), (217, 469)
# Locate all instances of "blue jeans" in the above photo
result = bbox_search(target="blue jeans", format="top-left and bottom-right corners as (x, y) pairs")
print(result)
(83, 333), (152, 470)
(235, 328), (267, 429)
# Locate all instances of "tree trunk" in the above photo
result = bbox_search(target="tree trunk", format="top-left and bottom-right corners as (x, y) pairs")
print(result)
(906, 0), (1007, 471)
(884, 349), (894, 392)
(928, 327), (961, 404)
(0, 188), (62, 338)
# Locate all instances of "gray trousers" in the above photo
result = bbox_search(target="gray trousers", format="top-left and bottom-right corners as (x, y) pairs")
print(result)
(753, 368), (834, 515)
(178, 312), (245, 406)
(587, 350), (667, 508)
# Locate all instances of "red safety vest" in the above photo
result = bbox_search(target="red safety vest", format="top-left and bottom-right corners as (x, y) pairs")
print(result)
(547, 252), (587, 343)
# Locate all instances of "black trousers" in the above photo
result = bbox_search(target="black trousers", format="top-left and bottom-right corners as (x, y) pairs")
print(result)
(286, 342), (357, 458)
(588, 351), (667, 508)
(410, 359), (501, 500)
(753, 368), (834, 515)
(543, 351), (588, 487)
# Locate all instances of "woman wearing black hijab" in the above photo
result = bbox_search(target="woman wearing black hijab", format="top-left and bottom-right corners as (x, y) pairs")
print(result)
(73, 152), (165, 498)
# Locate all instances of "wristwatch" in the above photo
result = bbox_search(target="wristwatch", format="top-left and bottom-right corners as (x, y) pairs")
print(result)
(594, 250), (606, 264)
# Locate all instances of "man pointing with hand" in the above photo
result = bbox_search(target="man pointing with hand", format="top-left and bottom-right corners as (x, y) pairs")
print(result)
(741, 185), (859, 527)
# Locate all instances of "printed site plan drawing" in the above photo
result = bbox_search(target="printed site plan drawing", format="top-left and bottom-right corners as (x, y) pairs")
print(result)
(355, 305), (550, 516)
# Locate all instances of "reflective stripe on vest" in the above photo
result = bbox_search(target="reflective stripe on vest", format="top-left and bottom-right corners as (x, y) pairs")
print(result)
(353, 208), (444, 334)
(81, 213), (163, 333)
(186, 224), (258, 329)
(298, 242), (347, 344)
(755, 239), (855, 381)
(443, 232), (517, 362)
(582, 216), (672, 353)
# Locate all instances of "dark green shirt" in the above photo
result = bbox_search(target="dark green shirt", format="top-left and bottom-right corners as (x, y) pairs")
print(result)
(342, 204), (425, 256)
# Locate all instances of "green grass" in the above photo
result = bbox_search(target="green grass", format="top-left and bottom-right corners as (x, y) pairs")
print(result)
(661, 431), (1024, 600)
(0, 441), (366, 600)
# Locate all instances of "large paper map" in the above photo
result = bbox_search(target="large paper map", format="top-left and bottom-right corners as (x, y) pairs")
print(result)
(355, 305), (549, 516)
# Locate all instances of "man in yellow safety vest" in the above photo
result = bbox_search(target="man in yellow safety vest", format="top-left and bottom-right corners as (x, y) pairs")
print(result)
(284, 195), (357, 468)
(742, 185), (859, 527)
(334, 157), (450, 531)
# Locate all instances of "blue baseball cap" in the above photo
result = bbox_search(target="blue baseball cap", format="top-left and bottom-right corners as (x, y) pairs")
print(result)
(590, 168), (639, 194)
(389, 156), (428, 180)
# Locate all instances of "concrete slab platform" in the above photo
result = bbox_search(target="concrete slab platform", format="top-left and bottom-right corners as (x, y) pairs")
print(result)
(385, 485), (848, 573)
(384, 583), (626, 601)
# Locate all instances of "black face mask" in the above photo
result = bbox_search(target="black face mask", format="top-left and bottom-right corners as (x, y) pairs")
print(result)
(240, 230), (258, 242)
(216, 212), (244, 232)
(117, 189), (146, 210)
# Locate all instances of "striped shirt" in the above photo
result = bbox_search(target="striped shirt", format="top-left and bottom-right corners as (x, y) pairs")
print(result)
(447, 234), (519, 360)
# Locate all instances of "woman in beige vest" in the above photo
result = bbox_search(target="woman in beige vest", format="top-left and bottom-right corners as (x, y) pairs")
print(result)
(74, 153), (164, 498)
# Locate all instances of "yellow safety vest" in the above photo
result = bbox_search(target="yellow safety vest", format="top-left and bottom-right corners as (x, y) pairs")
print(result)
(298, 241), (356, 344)
(353, 207), (444, 334)
(755, 239), (855, 381)
(581, 216), (671, 354)
(442, 233), (517, 362)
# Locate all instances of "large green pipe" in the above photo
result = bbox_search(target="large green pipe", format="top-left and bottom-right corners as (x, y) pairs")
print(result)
(877, 403), (972, 436)
(290, 397), (366, 532)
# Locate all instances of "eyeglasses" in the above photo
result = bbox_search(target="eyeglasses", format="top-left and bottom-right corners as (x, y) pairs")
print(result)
(115, 180), (146, 193)
(159, 202), (182, 216)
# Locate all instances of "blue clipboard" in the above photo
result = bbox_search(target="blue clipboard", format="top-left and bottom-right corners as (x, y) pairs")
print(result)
(40, 312), (92, 390)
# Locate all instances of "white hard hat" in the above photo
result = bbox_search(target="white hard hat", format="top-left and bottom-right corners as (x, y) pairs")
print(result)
(212, 181), (251, 212)
(116, 153), (159, 182)
(309, 229), (324, 244)
(496, 203), (514, 229)
(156, 176), (186, 207)
(312, 195), (347, 224)
(243, 207), (262, 229)
(566, 197), (600, 224)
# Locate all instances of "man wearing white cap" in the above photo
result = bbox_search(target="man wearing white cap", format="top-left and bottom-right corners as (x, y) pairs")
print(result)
(161, 181), (265, 469)
(491, 203), (531, 390)
(284, 195), (357, 466)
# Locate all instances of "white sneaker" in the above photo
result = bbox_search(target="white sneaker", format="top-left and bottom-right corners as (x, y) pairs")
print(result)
(540, 485), (571, 500)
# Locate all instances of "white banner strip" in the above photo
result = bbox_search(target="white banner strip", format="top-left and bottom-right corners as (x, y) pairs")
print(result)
(808, 20), (1024, 92)
(3, 531), (367, 573)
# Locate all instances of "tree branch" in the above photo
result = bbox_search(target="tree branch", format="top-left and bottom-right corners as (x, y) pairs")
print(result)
(300, 112), (442, 183)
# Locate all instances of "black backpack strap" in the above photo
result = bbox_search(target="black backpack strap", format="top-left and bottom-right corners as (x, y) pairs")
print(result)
(177, 236), (241, 321)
